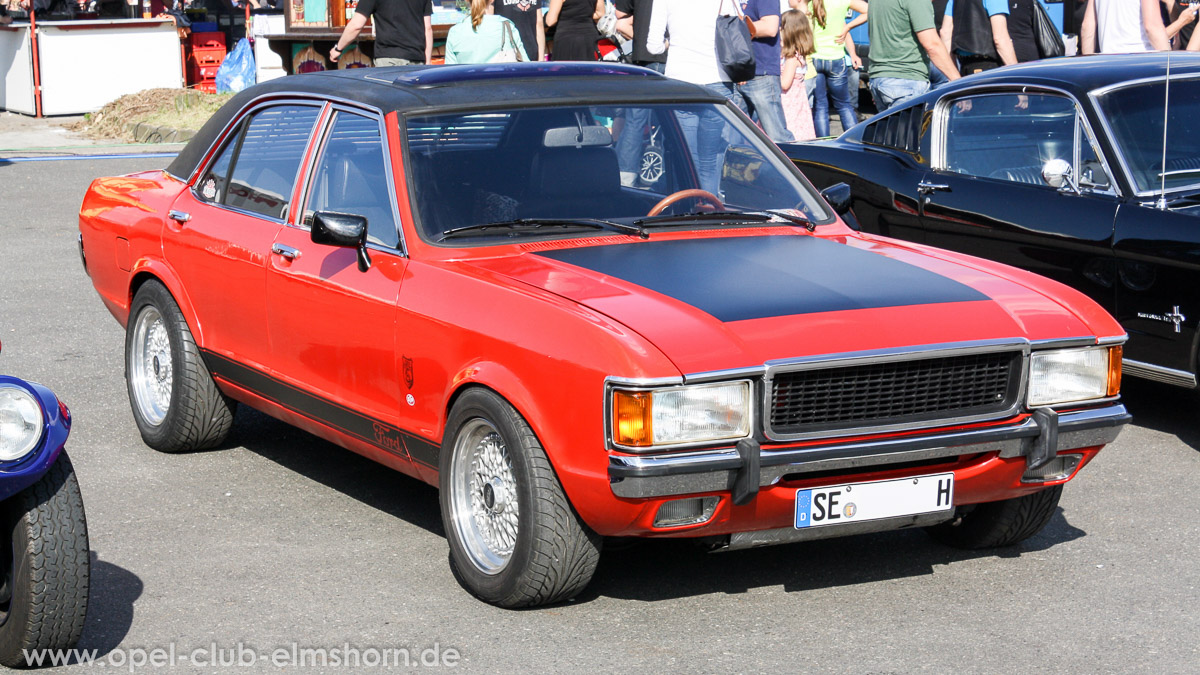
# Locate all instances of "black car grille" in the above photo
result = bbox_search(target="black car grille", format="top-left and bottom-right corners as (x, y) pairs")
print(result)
(768, 351), (1022, 436)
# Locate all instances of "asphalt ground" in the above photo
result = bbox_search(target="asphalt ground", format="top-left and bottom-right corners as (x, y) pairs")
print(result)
(0, 155), (1197, 673)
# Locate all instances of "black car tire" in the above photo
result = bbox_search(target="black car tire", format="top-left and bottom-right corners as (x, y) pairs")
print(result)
(926, 484), (1063, 549)
(0, 451), (89, 668)
(440, 388), (601, 608)
(125, 280), (235, 453)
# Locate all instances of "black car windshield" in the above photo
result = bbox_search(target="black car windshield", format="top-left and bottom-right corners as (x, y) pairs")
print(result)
(1096, 77), (1200, 195)
(403, 103), (831, 244)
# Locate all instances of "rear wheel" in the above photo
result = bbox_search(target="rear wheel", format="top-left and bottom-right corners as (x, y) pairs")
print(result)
(126, 280), (235, 453)
(0, 451), (89, 667)
(926, 485), (1063, 549)
(440, 389), (601, 608)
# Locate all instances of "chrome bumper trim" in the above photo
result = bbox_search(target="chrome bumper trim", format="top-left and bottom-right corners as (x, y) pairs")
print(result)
(608, 404), (1129, 499)
(1123, 359), (1196, 388)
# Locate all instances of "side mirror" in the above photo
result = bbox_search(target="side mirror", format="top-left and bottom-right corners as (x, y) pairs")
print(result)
(312, 211), (371, 272)
(1042, 158), (1079, 194)
(820, 182), (853, 216)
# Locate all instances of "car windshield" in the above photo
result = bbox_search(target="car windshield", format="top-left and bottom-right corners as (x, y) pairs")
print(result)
(403, 103), (831, 244)
(1095, 77), (1200, 195)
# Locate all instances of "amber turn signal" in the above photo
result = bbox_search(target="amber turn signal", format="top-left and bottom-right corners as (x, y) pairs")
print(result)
(1107, 345), (1123, 398)
(612, 390), (653, 447)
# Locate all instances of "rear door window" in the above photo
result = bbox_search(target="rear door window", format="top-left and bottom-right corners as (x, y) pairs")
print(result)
(196, 104), (321, 220)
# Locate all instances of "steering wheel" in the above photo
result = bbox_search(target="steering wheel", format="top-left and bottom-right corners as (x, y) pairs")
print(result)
(647, 189), (724, 217)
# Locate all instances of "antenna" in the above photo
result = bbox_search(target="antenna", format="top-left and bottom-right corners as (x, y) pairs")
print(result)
(1158, 52), (1172, 210)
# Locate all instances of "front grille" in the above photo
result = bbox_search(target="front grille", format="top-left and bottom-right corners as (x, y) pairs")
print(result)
(768, 351), (1022, 437)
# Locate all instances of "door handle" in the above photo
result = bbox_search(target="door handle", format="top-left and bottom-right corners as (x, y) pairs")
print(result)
(167, 210), (191, 224)
(917, 181), (951, 195)
(271, 243), (301, 261)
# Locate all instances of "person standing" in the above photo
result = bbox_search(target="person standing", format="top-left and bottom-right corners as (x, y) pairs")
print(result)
(330, 0), (434, 66)
(867, 0), (961, 111)
(647, 0), (740, 194)
(1080, 0), (1171, 53)
(940, 0), (1017, 74)
(614, 0), (667, 72)
(807, 0), (868, 138)
(495, 0), (546, 61)
(739, 0), (795, 143)
(546, 0), (604, 60)
(780, 8), (817, 140)
(445, 0), (531, 63)
(613, 0), (667, 186)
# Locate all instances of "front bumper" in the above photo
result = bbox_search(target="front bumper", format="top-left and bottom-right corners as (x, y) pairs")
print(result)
(608, 404), (1129, 500)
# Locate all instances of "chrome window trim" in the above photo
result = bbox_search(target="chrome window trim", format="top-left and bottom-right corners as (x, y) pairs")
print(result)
(931, 84), (1122, 198)
(291, 104), (409, 257)
(761, 338), (1031, 442)
(603, 376), (757, 453)
(1089, 72), (1200, 198)
(188, 98), (326, 224)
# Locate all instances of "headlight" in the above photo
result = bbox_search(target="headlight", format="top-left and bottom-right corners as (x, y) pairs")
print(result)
(1028, 345), (1121, 408)
(0, 385), (45, 461)
(611, 381), (751, 448)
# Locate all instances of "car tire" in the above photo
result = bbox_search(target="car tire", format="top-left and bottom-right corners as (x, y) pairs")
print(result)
(926, 484), (1063, 549)
(0, 451), (89, 668)
(125, 280), (235, 453)
(440, 388), (601, 608)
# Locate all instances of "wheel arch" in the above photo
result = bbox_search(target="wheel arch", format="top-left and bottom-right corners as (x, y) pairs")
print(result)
(127, 260), (206, 347)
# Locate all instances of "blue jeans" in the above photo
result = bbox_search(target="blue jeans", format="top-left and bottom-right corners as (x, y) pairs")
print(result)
(869, 77), (930, 112)
(736, 75), (794, 143)
(929, 62), (950, 90)
(677, 81), (736, 195)
(616, 62), (668, 182)
(811, 57), (857, 138)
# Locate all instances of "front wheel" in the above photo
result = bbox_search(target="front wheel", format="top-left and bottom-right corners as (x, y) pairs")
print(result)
(926, 485), (1063, 549)
(125, 280), (235, 453)
(439, 389), (601, 608)
(0, 451), (90, 667)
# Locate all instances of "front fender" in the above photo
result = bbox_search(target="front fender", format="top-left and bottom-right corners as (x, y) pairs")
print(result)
(0, 377), (70, 501)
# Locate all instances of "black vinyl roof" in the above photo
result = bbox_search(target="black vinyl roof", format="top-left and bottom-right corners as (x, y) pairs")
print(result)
(936, 52), (1200, 98)
(167, 63), (721, 180)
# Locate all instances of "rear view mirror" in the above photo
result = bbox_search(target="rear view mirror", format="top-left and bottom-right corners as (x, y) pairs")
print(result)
(543, 125), (613, 148)
(312, 211), (372, 272)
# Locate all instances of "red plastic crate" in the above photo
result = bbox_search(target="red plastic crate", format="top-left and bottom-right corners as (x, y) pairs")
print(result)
(189, 46), (226, 66)
(188, 61), (221, 82)
(190, 31), (225, 49)
(194, 81), (217, 94)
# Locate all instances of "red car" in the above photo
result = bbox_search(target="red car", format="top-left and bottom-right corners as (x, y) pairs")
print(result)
(80, 64), (1129, 608)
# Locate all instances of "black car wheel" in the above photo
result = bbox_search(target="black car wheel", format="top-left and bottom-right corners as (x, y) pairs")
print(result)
(126, 280), (235, 453)
(0, 451), (89, 667)
(926, 484), (1063, 549)
(440, 388), (601, 608)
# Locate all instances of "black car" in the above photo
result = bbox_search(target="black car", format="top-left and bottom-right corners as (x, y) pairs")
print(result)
(784, 53), (1200, 389)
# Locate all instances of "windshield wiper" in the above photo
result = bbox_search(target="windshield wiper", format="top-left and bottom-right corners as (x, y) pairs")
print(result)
(632, 209), (815, 232)
(632, 211), (774, 227)
(441, 217), (646, 241)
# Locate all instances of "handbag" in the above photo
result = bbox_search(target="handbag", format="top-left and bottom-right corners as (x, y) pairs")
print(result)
(489, 21), (526, 63)
(1032, 0), (1065, 58)
(715, 0), (757, 83)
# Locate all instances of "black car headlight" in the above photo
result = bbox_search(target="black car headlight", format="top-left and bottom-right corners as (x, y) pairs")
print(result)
(0, 384), (44, 461)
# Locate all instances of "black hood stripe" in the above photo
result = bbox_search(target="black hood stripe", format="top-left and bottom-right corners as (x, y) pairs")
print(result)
(537, 235), (986, 323)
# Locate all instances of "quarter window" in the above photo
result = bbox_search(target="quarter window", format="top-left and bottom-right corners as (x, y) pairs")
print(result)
(305, 112), (399, 249)
(196, 104), (320, 220)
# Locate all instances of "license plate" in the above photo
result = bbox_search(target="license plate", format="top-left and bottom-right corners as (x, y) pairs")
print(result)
(794, 473), (954, 529)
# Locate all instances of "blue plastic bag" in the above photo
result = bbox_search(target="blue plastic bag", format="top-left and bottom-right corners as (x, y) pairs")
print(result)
(216, 38), (256, 94)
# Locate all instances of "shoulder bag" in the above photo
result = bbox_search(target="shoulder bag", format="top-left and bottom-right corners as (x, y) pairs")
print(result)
(1032, 0), (1065, 58)
(490, 20), (526, 63)
(715, 0), (756, 82)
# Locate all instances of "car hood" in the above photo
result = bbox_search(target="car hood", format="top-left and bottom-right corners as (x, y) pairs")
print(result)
(466, 233), (1104, 375)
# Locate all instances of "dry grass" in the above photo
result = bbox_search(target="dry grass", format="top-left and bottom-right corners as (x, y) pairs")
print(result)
(69, 88), (234, 141)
